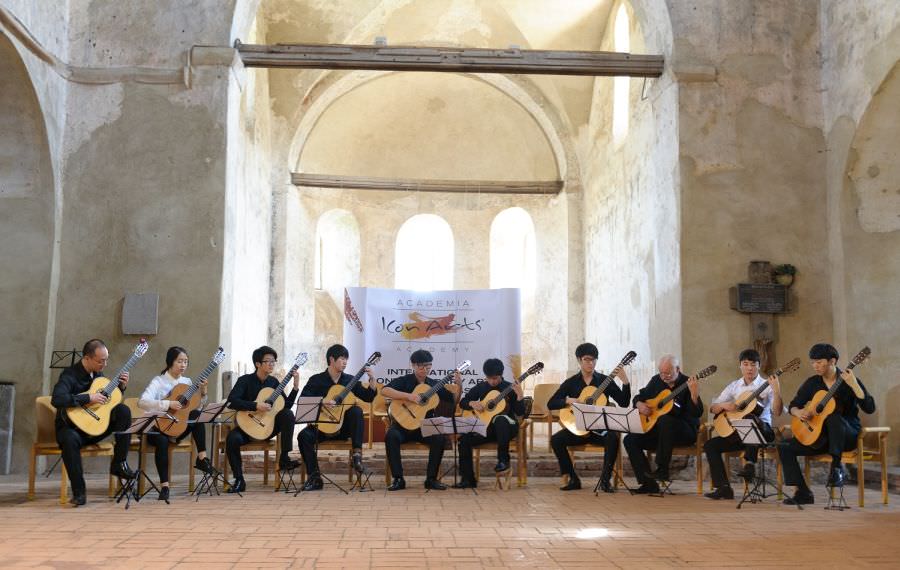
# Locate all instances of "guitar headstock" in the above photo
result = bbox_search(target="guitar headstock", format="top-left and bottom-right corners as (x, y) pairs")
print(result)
(695, 364), (717, 379)
(621, 350), (638, 367)
(457, 360), (472, 372)
(524, 361), (544, 377)
(847, 346), (871, 370)
(211, 346), (227, 366)
(367, 351), (382, 367)
(292, 352), (309, 369)
(134, 339), (150, 358)
(775, 357), (801, 376)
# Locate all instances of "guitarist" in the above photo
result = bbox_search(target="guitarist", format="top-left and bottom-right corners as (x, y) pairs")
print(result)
(224, 346), (300, 493)
(381, 349), (461, 491)
(51, 339), (136, 506)
(779, 343), (875, 505)
(454, 359), (526, 489)
(548, 343), (631, 492)
(703, 349), (782, 500)
(296, 344), (377, 491)
(624, 354), (703, 494)
(137, 346), (214, 501)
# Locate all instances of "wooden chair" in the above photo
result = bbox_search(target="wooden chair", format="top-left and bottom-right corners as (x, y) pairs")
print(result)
(122, 398), (197, 495)
(529, 383), (559, 452)
(645, 421), (708, 494)
(213, 421), (279, 488)
(800, 426), (890, 507)
(564, 434), (626, 489)
(28, 396), (116, 505)
(473, 419), (531, 489)
(705, 425), (784, 499)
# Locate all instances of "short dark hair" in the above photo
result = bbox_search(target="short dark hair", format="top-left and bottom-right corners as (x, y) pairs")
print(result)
(326, 344), (349, 364)
(82, 339), (106, 358)
(738, 349), (760, 364)
(575, 343), (599, 360)
(483, 358), (504, 377)
(162, 346), (188, 375)
(410, 349), (433, 365)
(809, 343), (839, 361)
(252, 345), (277, 366)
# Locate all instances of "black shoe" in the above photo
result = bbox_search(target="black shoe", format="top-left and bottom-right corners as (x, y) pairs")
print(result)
(194, 457), (214, 474)
(227, 477), (246, 493)
(560, 477), (582, 491)
(452, 479), (477, 489)
(158, 486), (170, 502)
(279, 458), (301, 471)
(648, 469), (670, 482)
(110, 461), (137, 480)
(352, 452), (365, 474)
(494, 461), (510, 473)
(704, 486), (734, 500)
(598, 479), (614, 493)
(387, 477), (406, 491)
(302, 476), (323, 491)
(828, 465), (845, 487)
(783, 489), (814, 505)
(69, 490), (86, 506)
(425, 478), (447, 490)
(633, 481), (661, 494)
(737, 463), (756, 481)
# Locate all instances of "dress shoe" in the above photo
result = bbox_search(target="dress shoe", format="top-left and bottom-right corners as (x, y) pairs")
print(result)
(633, 481), (661, 494)
(387, 477), (406, 491)
(598, 479), (614, 493)
(194, 457), (214, 474)
(737, 462), (756, 481)
(452, 479), (478, 489)
(302, 476), (323, 491)
(494, 461), (510, 473)
(226, 477), (246, 493)
(425, 478), (447, 490)
(69, 490), (86, 506)
(704, 486), (734, 500)
(110, 461), (137, 480)
(559, 477), (582, 491)
(279, 458), (302, 471)
(352, 452), (366, 474)
(158, 486), (170, 502)
(828, 465), (845, 487)
(783, 489), (814, 505)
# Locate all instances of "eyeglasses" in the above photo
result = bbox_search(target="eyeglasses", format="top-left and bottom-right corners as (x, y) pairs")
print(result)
(261, 359), (278, 365)
(414, 363), (433, 370)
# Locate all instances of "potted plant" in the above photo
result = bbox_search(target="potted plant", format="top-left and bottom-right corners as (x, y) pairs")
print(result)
(773, 264), (796, 287)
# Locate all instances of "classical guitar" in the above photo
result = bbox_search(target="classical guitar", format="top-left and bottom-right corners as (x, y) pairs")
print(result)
(157, 347), (227, 437)
(463, 361), (544, 425)
(558, 351), (637, 436)
(235, 351), (309, 440)
(315, 351), (382, 435)
(791, 346), (871, 446)
(639, 364), (717, 433)
(388, 360), (471, 431)
(712, 357), (800, 438)
(64, 339), (150, 436)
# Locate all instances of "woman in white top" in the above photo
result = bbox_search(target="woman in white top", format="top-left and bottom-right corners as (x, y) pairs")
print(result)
(139, 346), (213, 501)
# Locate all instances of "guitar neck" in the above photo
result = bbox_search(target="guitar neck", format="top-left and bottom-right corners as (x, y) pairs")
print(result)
(336, 366), (368, 402)
(182, 359), (218, 401)
(589, 364), (624, 401)
(101, 353), (142, 397)
(268, 365), (299, 403)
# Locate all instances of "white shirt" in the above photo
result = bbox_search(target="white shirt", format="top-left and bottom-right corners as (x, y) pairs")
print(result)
(712, 374), (780, 425)
(138, 372), (208, 413)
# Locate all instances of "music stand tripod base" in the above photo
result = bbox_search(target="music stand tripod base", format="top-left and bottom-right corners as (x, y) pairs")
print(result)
(825, 481), (850, 511)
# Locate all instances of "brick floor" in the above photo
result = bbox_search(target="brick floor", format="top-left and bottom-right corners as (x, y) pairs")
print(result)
(4, 473), (900, 569)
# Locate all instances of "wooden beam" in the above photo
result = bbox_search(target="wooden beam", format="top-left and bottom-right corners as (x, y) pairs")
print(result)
(237, 41), (663, 78)
(291, 173), (563, 195)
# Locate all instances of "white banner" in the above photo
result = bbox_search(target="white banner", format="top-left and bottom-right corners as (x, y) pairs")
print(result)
(343, 287), (521, 395)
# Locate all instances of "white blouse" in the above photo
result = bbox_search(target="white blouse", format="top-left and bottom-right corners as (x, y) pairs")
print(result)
(138, 372), (209, 413)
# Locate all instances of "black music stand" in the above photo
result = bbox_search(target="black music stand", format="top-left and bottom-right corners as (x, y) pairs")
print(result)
(572, 403), (643, 495)
(732, 418), (776, 509)
(113, 412), (164, 509)
(425, 415), (487, 494)
(190, 402), (230, 500)
(292, 397), (350, 496)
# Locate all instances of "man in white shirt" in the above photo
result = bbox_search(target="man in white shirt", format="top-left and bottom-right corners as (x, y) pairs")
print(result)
(703, 349), (782, 499)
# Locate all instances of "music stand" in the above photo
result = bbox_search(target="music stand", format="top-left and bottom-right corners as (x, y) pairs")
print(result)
(424, 416), (486, 493)
(730, 418), (775, 509)
(113, 412), (163, 509)
(190, 401), (230, 500)
(292, 397), (350, 496)
(572, 404), (643, 494)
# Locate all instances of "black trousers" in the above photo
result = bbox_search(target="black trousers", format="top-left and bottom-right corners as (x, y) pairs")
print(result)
(458, 417), (519, 481)
(55, 402), (132, 494)
(225, 408), (295, 479)
(623, 414), (697, 484)
(778, 414), (859, 488)
(704, 421), (775, 489)
(297, 406), (365, 475)
(550, 427), (619, 481)
(146, 409), (207, 484)
(384, 423), (445, 480)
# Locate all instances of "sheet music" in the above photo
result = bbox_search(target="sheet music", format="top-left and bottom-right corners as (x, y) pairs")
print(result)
(572, 403), (644, 434)
(295, 396), (324, 423)
(731, 418), (767, 445)
(195, 401), (229, 423)
(421, 416), (487, 437)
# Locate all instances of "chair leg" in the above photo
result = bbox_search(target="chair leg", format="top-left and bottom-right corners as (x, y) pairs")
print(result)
(528, 421), (534, 452)
(696, 449), (703, 495)
(474, 448), (481, 483)
(881, 433), (889, 505)
(546, 418), (553, 452)
(385, 457), (391, 486)
(59, 463), (68, 506)
(348, 450), (353, 483)
(776, 451), (783, 500)
(189, 444), (196, 492)
(264, 450), (270, 486)
(28, 448), (37, 500)
(857, 447), (865, 508)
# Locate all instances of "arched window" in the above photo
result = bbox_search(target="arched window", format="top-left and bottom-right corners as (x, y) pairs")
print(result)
(314, 209), (360, 293)
(612, 3), (630, 143)
(490, 207), (536, 326)
(395, 214), (454, 290)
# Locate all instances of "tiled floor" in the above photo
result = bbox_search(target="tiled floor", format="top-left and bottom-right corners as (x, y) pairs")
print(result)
(3, 474), (899, 569)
